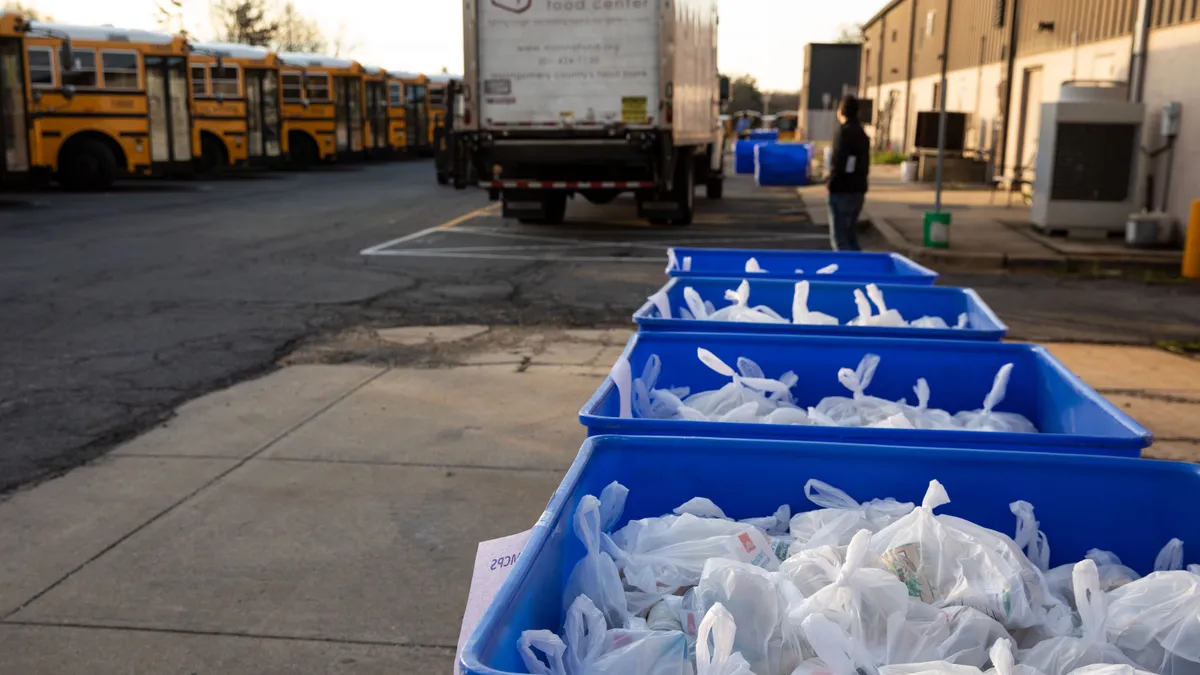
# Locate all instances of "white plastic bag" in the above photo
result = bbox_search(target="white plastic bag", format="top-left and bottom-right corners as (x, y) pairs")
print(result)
(1018, 560), (1138, 675)
(746, 258), (767, 274)
(869, 481), (1069, 633)
(792, 281), (839, 326)
(609, 512), (778, 596)
(563, 491), (631, 629)
(813, 354), (907, 426)
(1156, 538), (1185, 572)
(697, 603), (759, 675)
(698, 559), (795, 675)
(888, 602), (1014, 668)
(795, 613), (880, 675)
(953, 364), (1038, 433)
(1063, 667), (1156, 675)
(898, 380), (957, 430)
(707, 281), (789, 325)
(987, 638), (1045, 675)
(1047, 550), (1140, 604)
(786, 530), (912, 662)
(1010, 501), (1051, 572)
(788, 479), (914, 551)
(1106, 570), (1200, 675)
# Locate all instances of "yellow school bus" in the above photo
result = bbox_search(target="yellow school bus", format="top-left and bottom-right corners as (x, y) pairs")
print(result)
(427, 73), (458, 146)
(388, 70), (430, 156)
(1, 11), (31, 184)
(774, 110), (800, 142)
(187, 42), (285, 171)
(361, 64), (390, 157)
(1, 13), (192, 189)
(278, 52), (364, 165)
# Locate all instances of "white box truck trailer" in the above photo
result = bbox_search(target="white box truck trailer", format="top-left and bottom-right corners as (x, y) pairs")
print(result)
(459, 0), (726, 225)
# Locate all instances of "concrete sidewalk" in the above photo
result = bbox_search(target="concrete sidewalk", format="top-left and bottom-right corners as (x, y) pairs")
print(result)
(1, 327), (1198, 673)
(799, 165), (1185, 272)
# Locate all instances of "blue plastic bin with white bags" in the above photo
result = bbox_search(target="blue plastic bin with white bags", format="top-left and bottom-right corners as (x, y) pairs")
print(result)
(667, 247), (938, 285)
(754, 143), (812, 187)
(578, 331), (1151, 456)
(635, 277), (1006, 341)
(458, 434), (1199, 675)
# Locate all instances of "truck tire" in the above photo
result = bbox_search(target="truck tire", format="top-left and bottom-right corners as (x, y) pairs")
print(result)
(669, 156), (695, 226)
(543, 192), (568, 225)
(706, 177), (724, 200)
(58, 138), (117, 192)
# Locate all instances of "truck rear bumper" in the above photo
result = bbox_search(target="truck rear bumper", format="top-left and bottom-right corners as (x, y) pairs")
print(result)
(481, 180), (654, 190)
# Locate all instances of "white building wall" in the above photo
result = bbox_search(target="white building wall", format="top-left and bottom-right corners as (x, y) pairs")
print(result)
(870, 82), (910, 151)
(1142, 21), (1200, 235)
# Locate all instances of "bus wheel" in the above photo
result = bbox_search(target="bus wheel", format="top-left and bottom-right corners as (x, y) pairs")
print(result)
(196, 135), (226, 176)
(58, 139), (116, 192)
(436, 172), (450, 185)
(289, 133), (318, 169)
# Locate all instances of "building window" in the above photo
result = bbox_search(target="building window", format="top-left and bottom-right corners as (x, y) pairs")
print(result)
(27, 46), (54, 88)
(306, 73), (330, 102)
(191, 65), (208, 96)
(892, 29), (898, 42)
(282, 71), (303, 102)
(388, 82), (402, 107)
(101, 51), (139, 90)
(62, 48), (97, 88)
(211, 65), (240, 97)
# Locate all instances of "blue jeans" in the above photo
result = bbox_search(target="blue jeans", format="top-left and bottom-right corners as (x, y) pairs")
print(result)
(827, 193), (865, 252)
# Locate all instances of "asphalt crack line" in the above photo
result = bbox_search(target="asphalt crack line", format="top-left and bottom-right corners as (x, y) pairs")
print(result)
(0, 619), (457, 651)
(1, 367), (388, 621)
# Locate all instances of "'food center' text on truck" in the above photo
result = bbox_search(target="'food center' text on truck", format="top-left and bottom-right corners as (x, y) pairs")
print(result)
(456, 0), (727, 226)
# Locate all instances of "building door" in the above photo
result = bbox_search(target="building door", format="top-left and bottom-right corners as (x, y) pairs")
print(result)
(244, 69), (281, 159)
(145, 56), (192, 164)
(1014, 66), (1044, 182)
(0, 38), (30, 178)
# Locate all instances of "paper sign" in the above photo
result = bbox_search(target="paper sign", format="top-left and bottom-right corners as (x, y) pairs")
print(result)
(454, 530), (534, 675)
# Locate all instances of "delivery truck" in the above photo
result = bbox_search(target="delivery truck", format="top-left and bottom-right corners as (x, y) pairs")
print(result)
(458, 0), (726, 225)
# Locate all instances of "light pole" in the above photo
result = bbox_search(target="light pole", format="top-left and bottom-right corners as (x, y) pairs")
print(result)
(924, 0), (954, 248)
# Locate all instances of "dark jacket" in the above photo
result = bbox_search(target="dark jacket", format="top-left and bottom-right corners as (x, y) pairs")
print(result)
(827, 121), (871, 194)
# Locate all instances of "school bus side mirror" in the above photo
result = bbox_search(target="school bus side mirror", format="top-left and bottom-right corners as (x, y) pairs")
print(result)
(62, 84), (76, 100)
(301, 98), (310, 108)
(216, 93), (225, 104)
(719, 76), (731, 103)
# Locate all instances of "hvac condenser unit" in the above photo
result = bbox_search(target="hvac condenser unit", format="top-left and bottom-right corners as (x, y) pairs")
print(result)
(1032, 82), (1144, 233)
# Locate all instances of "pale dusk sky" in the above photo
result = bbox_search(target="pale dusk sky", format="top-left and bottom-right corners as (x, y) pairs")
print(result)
(17, 0), (885, 91)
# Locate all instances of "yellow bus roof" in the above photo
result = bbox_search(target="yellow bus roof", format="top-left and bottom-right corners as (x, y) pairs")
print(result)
(278, 52), (359, 70)
(388, 70), (427, 83)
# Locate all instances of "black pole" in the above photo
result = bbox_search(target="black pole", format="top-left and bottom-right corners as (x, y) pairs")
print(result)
(934, 0), (954, 212)
(997, 0), (1020, 177)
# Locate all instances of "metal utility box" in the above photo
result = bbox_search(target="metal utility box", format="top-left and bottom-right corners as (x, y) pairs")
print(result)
(1032, 83), (1144, 233)
(800, 43), (862, 142)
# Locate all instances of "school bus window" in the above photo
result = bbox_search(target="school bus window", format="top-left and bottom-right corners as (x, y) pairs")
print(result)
(102, 51), (139, 90)
(211, 64), (240, 97)
(62, 49), (97, 88)
(429, 87), (445, 106)
(281, 72), (303, 102)
(27, 46), (54, 88)
(306, 73), (330, 102)
(406, 84), (425, 104)
(388, 82), (402, 107)
(191, 65), (208, 96)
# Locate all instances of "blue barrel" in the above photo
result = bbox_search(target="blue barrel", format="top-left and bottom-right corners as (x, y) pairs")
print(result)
(579, 331), (1151, 456)
(667, 247), (939, 285)
(734, 140), (769, 174)
(635, 277), (1007, 341)
(755, 142), (812, 186)
(748, 129), (780, 141)
(460, 435), (1200, 675)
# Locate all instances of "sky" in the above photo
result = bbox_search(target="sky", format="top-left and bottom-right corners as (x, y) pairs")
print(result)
(19, 0), (884, 91)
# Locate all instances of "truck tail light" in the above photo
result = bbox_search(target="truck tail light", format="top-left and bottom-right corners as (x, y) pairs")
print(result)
(465, 108), (472, 125)
(666, 104), (673, 124)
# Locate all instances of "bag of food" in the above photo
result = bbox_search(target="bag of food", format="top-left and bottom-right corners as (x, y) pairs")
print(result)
(788, 479), (914, 551)
(794, 613), (880, 675)
(698, 558), (800, 675)
(869, 481), (1070, 634)
(1018, 560), (1138, 675)
(887, 602), (1014, 668)
(792, 281), (839, 326)
(986, 638), (1044, 675)
(813, 354), (908, 426)
(1047, 550), (1140, 605)
(697, 603), (759, 675)
(897, 379), (957, 430)
(1106, 570), (1200, 675)
(952, 364), (1038, 434)
(786, 530), (912, 663)
(562, 489), (633, 629)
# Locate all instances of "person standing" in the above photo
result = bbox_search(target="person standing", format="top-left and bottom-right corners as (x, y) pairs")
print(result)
(826, 95), (871, 251)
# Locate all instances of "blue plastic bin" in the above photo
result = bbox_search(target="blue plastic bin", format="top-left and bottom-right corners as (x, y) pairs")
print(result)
(460, 435), (1200, 675)
(748, 129), (780, 141)
(579, 332), (1151, 456)
(667, 247), (939, 285)
(635, 277), (1007, 341)
(755, 143), (812, 186)
(734, 141), (771, 175)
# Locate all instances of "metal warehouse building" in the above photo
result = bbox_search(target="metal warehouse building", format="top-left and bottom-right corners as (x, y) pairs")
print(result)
(858, 0), (1198, 233)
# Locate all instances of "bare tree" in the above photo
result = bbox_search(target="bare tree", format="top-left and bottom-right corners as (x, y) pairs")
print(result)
(2, 1), (54, 21)
(274, 1), (324, 53)
(156, 0), (186, 35)
(211, 0), (279, 47)
(328, 22), (360, 58)
(835, 23), (865, 44)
